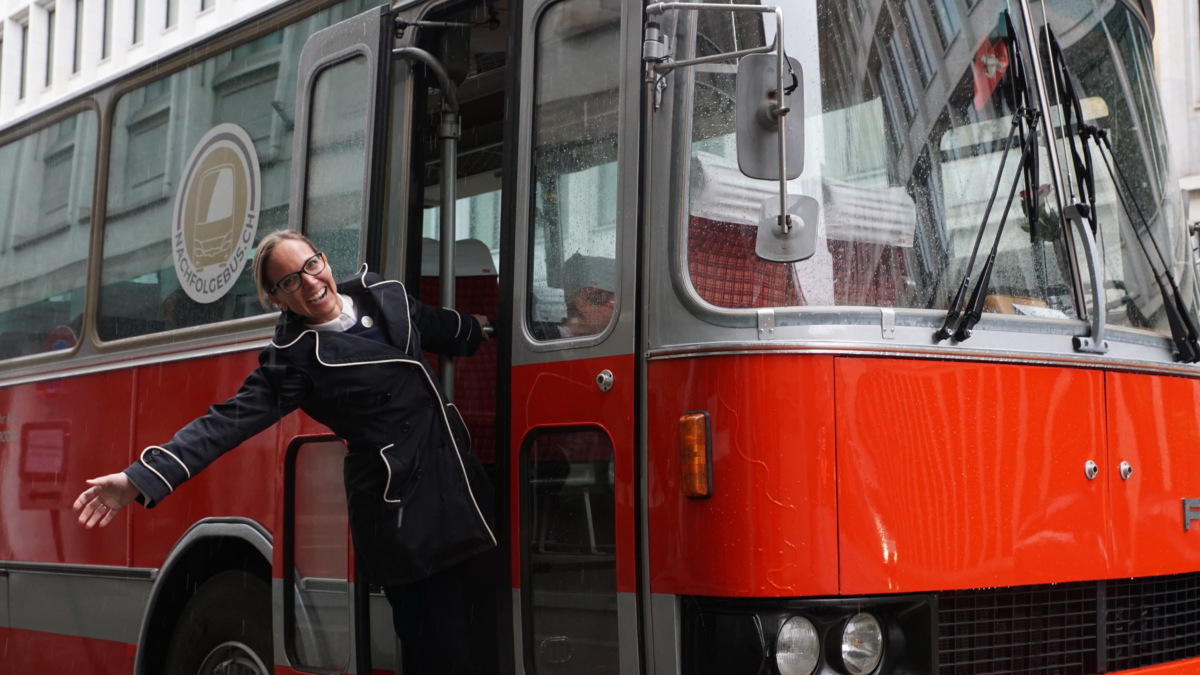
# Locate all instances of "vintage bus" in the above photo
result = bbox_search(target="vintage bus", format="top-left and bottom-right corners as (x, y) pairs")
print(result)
(1, 0), (1195, 673)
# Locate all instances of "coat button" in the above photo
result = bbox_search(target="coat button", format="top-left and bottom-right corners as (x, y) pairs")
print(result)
(400, 423), (412, 433)
(151, 449), (161, 456)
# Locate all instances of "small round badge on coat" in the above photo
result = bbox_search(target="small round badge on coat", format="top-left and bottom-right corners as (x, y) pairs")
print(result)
(362, 316), (374, 328)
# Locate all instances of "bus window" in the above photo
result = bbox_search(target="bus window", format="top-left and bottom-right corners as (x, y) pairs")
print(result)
(97, 0), (374, 341)
(526, 0), (621, 342)
(0, 111), (96, 360)
(300, 54), (369, 275)
(678, 0), (1081, 319)
(1046, 0), (1199, 334)
(523, 428), (618, 674)
(285, 438), (352, 673)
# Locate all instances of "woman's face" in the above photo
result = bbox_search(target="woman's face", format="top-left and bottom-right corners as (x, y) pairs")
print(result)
(265, 239), (342, 324)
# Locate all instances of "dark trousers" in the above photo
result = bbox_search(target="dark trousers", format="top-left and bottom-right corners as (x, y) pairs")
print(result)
(383, 551), (497, 675)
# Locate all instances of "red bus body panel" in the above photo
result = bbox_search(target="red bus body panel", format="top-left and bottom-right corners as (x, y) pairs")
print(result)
(1107, 371), (1200, 578)
(128, 351), (281, 569)
(647, 354), (1200, 600)
(5, 368), (134, 567)
(647, 354), (839, 597)
(836, 357), (1110, 594)
(5, 628), (135, 674)
(510, 354), (637, 593)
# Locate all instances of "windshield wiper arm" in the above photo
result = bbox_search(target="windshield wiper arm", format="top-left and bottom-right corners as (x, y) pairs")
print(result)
(935, 113), (1026, 342)
(951, 110), (1042, 342)
(936, 10), (1039, 343)
(1044, 26), (1200, 362)
(1089, 127), (1200, 362)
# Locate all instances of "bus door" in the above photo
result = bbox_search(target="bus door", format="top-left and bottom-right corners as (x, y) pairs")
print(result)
(508, 0), (642, 670)
(285, 5), (394, 674)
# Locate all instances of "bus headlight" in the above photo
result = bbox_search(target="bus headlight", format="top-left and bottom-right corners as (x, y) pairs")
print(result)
(775, 616), (819, 675)
(841, 612), (884, 675)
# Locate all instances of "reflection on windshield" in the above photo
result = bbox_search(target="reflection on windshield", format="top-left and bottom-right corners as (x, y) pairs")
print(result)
(676, 0), (1193, 338)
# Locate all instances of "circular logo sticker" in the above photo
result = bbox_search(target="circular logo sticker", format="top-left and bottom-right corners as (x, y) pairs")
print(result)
(172, 123), (261, 304)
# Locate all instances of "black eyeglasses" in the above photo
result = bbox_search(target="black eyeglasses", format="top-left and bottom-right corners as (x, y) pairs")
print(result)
(270, 252), (326, 294)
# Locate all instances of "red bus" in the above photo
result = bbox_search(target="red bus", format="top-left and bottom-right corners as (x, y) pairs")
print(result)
(3, 0), (1198, 673)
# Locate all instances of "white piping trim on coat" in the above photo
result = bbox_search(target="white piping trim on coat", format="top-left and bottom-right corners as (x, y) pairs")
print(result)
(138, 445), (191, 493)
(379, 443), (403, 504)
(271, 328), (319, 350)
(358, 271), (415, 354)
(305, 331), (497, 546)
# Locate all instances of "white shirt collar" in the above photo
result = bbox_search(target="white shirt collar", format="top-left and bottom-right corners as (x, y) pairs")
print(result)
(306, 294), (357, 332)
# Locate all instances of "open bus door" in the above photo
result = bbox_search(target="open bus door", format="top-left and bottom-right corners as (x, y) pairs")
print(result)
(286, 0), (644, 671)
(284, 5), (395, 674)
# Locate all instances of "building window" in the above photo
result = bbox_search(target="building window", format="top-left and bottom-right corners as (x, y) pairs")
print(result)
(72, 0), (81, 72)
(45, 7), (55, 87)
(901, 0), (935, 86)
(19, 21), (28, 99)
(132, 0), (142, 44)
(930, 0), (961, 49)
(166, 0), (178, 28)
(102, 0), (112, 59)
(201, 0), (213, 11)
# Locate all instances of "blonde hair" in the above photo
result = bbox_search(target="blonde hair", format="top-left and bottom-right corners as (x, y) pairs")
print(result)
(251, 230), (319, 310)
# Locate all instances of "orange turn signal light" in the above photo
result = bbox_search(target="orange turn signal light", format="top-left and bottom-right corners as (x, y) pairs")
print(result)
(679, 411), (712, 499)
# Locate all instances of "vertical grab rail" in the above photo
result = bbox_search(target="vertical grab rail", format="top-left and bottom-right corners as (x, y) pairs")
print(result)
(394, 47), (463, 398)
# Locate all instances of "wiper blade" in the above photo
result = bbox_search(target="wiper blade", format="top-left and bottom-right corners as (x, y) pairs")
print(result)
(936, 10), (1038, 343)
(952, 110), (1042, 341)
(1044, 26), (1200, 362)
(935, 113), (1025, 342)
(1089, 127), (1200, 362)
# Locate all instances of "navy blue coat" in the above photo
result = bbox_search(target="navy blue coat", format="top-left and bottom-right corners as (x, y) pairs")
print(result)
(124, 270), (496, 585)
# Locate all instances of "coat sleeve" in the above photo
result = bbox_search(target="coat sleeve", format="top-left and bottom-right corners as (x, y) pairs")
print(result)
(408, 294), (485, 357)
(123, 361), (310, 507)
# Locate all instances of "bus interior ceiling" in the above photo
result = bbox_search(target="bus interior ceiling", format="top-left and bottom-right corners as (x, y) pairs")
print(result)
(416, 0), (509, 210)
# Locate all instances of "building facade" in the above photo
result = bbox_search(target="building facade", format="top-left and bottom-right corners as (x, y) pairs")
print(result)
(1154, 1), (1200, 236)
(0, 0), (284, 124)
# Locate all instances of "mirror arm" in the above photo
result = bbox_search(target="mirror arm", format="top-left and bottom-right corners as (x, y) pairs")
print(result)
(771, 6), (789, 235)
(645, 2), (779, 73)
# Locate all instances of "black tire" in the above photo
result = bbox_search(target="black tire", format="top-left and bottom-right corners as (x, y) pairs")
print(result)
(164, 570), (273, 675)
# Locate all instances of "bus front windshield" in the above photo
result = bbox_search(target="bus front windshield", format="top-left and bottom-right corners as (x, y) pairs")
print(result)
(676, 0), (1195, 337)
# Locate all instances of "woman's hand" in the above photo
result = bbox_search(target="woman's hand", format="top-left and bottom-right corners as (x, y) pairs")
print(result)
(73, 473), (139, 529)
(474, 314), (492, 340)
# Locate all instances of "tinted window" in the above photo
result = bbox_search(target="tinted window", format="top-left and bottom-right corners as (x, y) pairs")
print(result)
(0, 111), (97, 360)
(98, 0), (377, 340)
(526, 0), (621, 341)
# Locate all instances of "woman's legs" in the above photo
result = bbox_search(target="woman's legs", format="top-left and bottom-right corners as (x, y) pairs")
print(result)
(383, 552), (495, 674)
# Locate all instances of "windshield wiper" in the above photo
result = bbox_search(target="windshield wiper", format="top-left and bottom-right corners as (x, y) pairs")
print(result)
(1044, 26), (1200, 362)
(936, 11), (1039, 343)
(1089, 126), (1200, 362)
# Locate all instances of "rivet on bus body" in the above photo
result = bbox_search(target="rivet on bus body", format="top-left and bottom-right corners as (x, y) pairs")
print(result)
(1084, 460), (1099, 480)
(1120, 461), (1133, 481)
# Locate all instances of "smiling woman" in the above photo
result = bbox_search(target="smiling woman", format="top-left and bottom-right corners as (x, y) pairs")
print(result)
(74, 226), (495, 673)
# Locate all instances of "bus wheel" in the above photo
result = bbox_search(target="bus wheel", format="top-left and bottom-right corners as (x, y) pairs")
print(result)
(164, 570), (273, 675)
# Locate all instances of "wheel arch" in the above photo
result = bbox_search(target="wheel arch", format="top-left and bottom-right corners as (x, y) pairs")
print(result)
(133, 517), (274, 675)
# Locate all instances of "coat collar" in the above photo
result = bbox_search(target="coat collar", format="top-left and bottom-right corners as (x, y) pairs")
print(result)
(270, 265), (416, 359)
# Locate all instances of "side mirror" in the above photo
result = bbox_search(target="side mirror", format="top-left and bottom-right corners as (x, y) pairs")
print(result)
(735, 53), (803, 180)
